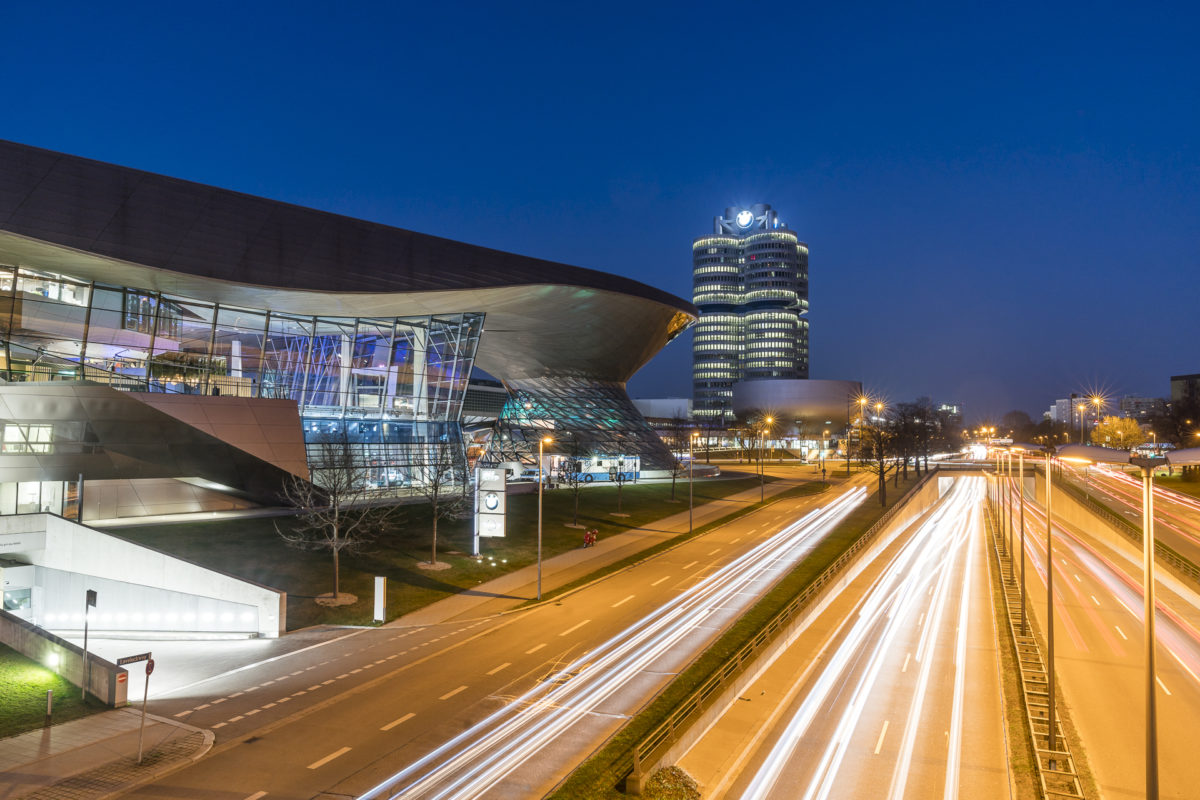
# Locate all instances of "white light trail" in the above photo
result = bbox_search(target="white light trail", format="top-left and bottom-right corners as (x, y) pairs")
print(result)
(360, 488), (867, 799)
(740, 478), (983, 800)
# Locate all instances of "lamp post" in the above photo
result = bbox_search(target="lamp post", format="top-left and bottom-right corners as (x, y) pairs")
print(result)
(689, 432), (697, 535)
(537, 435), (553, 601)
(1077, 403), (1087, 445)
(1044, 445), (1058, 754)
(759, 416), (773, 502)
(1015, 446), (1028, 635)
(1054, 444), (1200, 799)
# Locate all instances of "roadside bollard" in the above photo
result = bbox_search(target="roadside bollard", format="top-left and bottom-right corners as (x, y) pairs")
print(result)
(44, 689), (53, 727)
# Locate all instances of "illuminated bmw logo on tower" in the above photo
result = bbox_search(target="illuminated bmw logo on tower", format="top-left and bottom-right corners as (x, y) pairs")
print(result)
(736, 209), (754, 228)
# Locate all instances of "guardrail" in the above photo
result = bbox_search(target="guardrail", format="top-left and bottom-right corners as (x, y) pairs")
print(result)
(1043, 467), (1200, 587)
(621, 467), (943, 789)
(985, 485), (1083, 799)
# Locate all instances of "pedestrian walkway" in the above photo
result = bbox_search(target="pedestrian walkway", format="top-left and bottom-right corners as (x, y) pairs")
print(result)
(391, 473), (819, 626)
(0, 707), (211, 799)
(0, 470), (832, 797)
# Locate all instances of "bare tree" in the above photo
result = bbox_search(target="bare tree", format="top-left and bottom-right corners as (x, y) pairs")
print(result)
(554, 432), (588, 527)
(663, 414), (692, 502)
(411, 439), (468, 567)
(859, 421), (896, 507)
(276, 435), (393, 601)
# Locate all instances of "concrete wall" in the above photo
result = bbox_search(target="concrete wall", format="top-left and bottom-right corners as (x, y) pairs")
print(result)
(0, 608), (128, 706)
(648, 471), (954, 774)
(81, 478), (259, 522)
(0, 513), (285, 637)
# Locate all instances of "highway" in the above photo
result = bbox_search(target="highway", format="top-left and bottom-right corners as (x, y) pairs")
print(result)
(1059, 461), (1200, 567)
(128, 471), (870, 799)
(1007, 471), (1200, 799)
(679, 476), (1012, 799)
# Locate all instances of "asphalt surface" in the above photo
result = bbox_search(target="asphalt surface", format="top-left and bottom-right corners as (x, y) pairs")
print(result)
(120, 467), (871, 799)
(1015, 477), (1200, 800)
(680, 476), (1012, 800)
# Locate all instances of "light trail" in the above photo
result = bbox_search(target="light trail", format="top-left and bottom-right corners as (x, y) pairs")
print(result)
(360, 487), (867, 799)
(740, 478), (984, 800)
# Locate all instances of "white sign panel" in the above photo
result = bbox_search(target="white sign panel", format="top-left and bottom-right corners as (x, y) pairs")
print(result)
(475, 467), (507, 538)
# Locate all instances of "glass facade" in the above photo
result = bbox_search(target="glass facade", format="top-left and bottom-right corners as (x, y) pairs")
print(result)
(0, 264), (483, 492)
(691, 205), (809, 421)
(486, 377), (675, 471)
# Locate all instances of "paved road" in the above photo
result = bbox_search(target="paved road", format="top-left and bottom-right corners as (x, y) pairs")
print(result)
(1015, 480), (1200, 799)
(680, 476), (1011, 800)
(1059, 462), (1200, 567)
(125, 471), (871, 799)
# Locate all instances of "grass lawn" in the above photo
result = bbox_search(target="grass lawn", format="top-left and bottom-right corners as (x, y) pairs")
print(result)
(1154, 473), (1200, 501)
(0, 644), (104, 739)
(108, 475), (788, 630)
(549, 470), (927, 799)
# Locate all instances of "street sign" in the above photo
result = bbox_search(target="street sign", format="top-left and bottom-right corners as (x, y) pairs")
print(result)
(117, 652), (152, 666)
(145, 659), (155, 676)
(117, 673), (127, 684)
(86, 589), (96, 607)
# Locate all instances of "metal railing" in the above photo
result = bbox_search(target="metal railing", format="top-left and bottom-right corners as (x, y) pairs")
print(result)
(985, 490), (1084, 799)
(620, 467), (942, 788)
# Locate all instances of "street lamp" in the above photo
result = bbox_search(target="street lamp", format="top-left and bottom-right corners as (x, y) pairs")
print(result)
(1011, 445), (1029, 636)
(689, 432), (699, 535)
(1055, 443), (1200, 800)
(1077, 403), (1087, 445)
(537, 435), (553, 601)
(759, 416), (774, 502)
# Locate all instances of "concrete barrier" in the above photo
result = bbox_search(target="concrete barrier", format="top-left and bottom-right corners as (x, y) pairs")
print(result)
(0, 608), (128, 706)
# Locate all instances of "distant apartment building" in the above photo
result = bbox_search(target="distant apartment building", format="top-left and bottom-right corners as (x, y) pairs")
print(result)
(691, 204), (809, 421)
(1171, 374), (1200, 402)
(1118, 395), (1166, 420)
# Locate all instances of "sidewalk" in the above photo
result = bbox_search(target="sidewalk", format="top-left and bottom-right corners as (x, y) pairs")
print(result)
(390, 473), (814, 626)
(0, 707), (211, 800)
(0, 471), (831, 797)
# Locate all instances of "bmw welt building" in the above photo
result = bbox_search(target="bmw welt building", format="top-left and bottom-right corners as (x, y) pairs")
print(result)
(0, 140), (694, 521)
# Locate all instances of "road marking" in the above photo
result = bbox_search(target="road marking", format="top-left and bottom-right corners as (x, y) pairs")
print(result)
(375, 659), (386, 665)
(683, 560), (699, 570)
(901, 652), (911, 673)
(611, 595), (635, 608)
(228, 715), (245, 722)
(1074, 573), (1082, 582)
(243, 793), (267, 800)
(278, 697), (291, 703)
(307, 746), (351, 769)
(439, 685), (468, 700)
(245, 709), (260, 716)
(917, 612), (925, 628)
(262, 702), (276, 709)
(229, 692), (245, 698)
(706, 548), (720, 556)
(1115, 626), (1128, 640)
(261, 680), (275, 686)
(874, 720), (890, 754)
(174, 710), (193, 718)
(322, 679), (335, 685)
(487, 662), (511, 675)
(212, 722), (226, 729)
(1157, 677), (1172, 696)
(381, 712), (415, 731)
(194, 703), (211, 710)
(651, 576), (670, 587)
(307, 685), (321, 691)
(291, 691), (306, 697)
(730, 537), (742, 544)
(526, 643), (546, 654)
(1091, 595), (1101, 606)
(211, 698), (226, 704)
(290, 670), (304, 676)
(336, 674), (348, 679)
(350, 669), (363, 674)
(559, 620), (591, 637)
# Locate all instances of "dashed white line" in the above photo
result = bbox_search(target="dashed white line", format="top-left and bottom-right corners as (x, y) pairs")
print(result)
(1074, 573), (1082, 582)
(211, 722), (227, 730)
(229, 692), (245, 698)
(917, 612), (925, 628)
(307, 746), (351, 769)
(559, 620), (591, 637)
(211, 697), (226, 705)
(381, 712), (415, 731)
(228, 715), (245, 722)
(278, 697), (292, 703)
(336, 674), (349, 679)
(1115, 626), (1128, 640)
(874, 720), (890, 754)
(262, 703), (276, 709)
(651, 576), (670, 587)
(1157, 677), (1172, 696)
(611, 595), (635, 608)
(439, 685), (468, 701)
(307, 685), (321, 691)
(322, 679), (335, 685)
(682, 560), (699, 570)
(487, 662), (511, 675)
(706, 548), (720, 556)
(350, 669), (363, 674)
(194, 703), (211, 711)
(245, 709), (260, 716)
(901, 652), (911, 673)
(173, 710), (193, 718)
(526, 643), (546, 654)
(1091, 595), (1101, 606)
(242, 793), (267, 800)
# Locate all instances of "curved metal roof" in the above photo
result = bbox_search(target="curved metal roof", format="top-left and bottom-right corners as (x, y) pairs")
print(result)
(0, 140), (695, 382)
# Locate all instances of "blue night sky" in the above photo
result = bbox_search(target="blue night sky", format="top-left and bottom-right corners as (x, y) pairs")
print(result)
(3, 1), (1197, 423)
